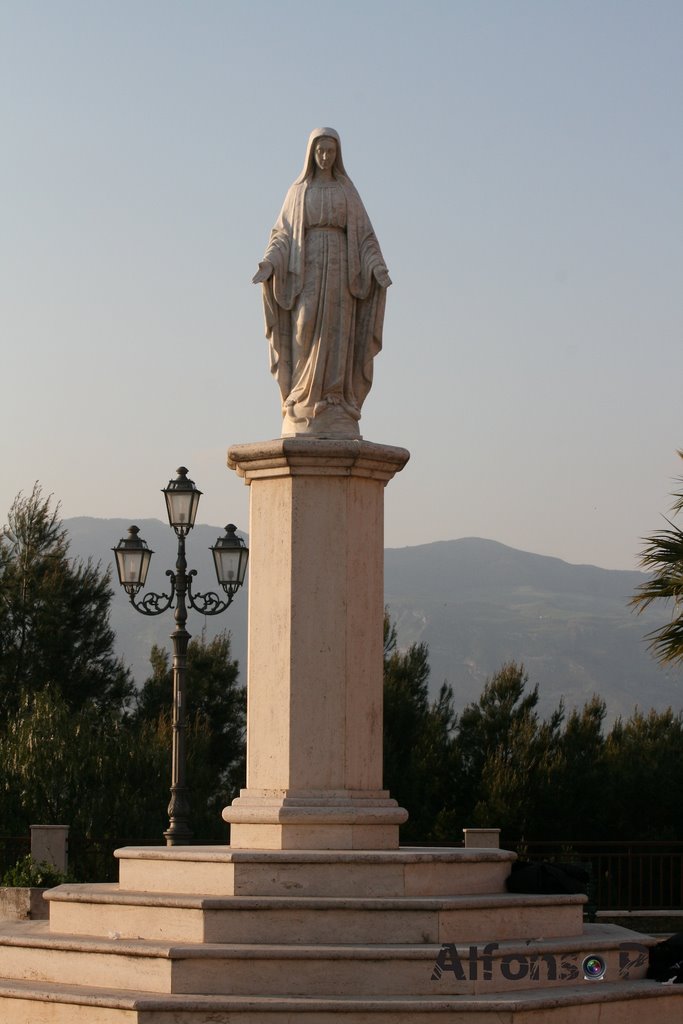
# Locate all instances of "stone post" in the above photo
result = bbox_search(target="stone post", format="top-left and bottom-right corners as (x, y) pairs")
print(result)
(223, 438), (409, 850)
(30, 825), (69, 872)
(463, 828), (501, 849)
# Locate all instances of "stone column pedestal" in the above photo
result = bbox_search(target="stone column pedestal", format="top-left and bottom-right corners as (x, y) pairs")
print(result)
(223, 438), (410, 850)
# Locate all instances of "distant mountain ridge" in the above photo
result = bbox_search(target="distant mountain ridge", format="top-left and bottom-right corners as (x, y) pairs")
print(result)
(66, 519), (680, 723)
(384, 537), (679, 722)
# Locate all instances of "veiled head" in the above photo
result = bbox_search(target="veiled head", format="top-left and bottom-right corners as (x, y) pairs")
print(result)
(297, 127), (348, 182)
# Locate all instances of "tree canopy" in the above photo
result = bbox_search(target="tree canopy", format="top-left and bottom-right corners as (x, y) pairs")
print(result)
(382, 615), (458, 841)
(382, 613), (682, 845)
(0, 484), (133, 715)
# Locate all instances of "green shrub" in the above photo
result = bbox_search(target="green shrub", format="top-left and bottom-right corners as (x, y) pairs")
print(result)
(1, 854), (71, 888)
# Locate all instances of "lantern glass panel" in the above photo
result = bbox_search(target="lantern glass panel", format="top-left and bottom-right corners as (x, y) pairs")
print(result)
(163, 468), (202, 532)
(211, 527), (249, 590)
(112, 527), (153, 592)
(164, 488), (200, 530)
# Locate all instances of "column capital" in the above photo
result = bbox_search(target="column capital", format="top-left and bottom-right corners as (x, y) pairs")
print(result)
(228, 438), (410, 484)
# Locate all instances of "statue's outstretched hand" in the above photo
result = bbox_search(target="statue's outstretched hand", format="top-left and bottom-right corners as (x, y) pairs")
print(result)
(252, 261), (274, 284)
(373, 266), (392, 289)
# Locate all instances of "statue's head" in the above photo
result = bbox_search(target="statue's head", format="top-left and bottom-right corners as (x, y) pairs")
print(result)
(297, 127), (347, 183)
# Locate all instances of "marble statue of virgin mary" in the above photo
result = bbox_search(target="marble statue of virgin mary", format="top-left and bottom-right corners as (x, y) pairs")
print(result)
(253, 128), (391, 438)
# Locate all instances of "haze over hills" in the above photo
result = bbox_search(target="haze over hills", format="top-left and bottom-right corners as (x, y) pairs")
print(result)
(383, 537), (679, 722)
(66, 519), (680, 724)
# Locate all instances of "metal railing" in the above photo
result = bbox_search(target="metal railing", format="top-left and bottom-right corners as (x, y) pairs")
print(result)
(518, 841), (683, 912)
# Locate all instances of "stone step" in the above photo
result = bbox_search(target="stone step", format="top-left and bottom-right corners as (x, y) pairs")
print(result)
(0, 976), (680, 1024)
(0, 921), (654, 997)
(114, 845), (515, 898)
(45, 885), (585, 945)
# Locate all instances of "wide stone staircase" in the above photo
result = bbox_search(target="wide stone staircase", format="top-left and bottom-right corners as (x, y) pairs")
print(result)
(0, 844), (679, 1022)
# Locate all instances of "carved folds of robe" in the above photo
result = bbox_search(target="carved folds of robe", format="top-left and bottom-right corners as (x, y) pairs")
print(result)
(258, 130), (389, 438)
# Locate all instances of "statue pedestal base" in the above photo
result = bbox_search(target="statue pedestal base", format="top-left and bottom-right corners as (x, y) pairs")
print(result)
(225, 789), (406, 851)
(222, 437), (410, 850)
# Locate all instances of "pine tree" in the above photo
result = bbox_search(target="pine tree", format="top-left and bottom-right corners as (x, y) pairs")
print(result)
(382, 614), (458, 842)
(603, 708), (683, 840)
(0, 484), (133, 715)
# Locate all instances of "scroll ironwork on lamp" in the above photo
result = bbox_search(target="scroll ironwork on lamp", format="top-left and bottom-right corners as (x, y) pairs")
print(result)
(112, 467), (248, 846)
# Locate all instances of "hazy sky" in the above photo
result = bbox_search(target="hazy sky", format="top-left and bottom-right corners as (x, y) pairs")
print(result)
(2, 0), (681, 570)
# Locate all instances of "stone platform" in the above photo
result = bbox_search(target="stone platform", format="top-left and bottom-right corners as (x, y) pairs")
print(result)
(0, 844), (680, 1022)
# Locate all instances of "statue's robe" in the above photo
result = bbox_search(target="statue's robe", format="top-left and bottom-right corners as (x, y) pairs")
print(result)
(261, 173), (387, 424)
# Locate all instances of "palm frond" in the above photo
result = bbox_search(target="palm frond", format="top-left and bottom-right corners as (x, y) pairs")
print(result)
(631, 519), (683, 613)
(631, 459), (683, 665)
(643, 617), (683, 666)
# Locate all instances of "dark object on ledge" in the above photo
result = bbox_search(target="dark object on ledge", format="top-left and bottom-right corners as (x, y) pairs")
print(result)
(647, 933), (683, 984)
(506, 860), (590, 895)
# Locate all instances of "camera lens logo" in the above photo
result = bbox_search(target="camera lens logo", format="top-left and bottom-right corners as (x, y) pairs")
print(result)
(582, 954), (607, 980)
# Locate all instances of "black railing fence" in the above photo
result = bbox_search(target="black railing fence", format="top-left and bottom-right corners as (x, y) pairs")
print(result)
(517, 841), (683, 913)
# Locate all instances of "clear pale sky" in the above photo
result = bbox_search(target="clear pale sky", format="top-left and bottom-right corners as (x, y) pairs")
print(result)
(2, 1), (681, 570)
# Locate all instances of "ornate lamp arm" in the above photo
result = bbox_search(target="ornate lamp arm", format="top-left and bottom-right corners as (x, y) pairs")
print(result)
(186, 571), (235, 615)
(128, 570), (177, 616)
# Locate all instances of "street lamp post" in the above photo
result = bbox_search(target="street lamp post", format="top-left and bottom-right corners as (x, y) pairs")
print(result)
(112, 467), (248, 846)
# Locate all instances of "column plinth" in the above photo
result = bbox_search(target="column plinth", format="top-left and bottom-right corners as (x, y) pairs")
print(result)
(223, 438), (410, 850)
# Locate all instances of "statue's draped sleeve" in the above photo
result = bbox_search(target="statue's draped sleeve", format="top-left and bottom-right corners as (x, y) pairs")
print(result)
(260, 183), (304, 397)
(344, 180), (387, 406)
